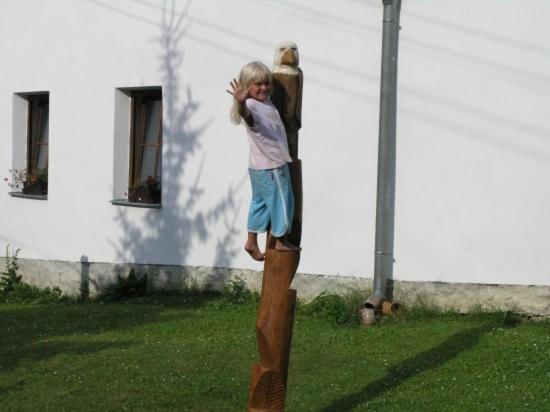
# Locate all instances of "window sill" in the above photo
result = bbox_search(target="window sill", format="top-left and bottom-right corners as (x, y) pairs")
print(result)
(9, 192), (48, 200)
(110, 199), (161, 209)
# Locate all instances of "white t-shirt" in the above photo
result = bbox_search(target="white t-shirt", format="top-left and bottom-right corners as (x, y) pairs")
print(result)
(245, 98), (292, 170)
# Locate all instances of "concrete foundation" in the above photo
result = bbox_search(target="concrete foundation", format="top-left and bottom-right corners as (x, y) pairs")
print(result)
(2, 257), (548, 317)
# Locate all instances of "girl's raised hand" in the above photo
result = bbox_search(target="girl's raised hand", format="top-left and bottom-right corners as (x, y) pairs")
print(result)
(226, 79), (250, 103)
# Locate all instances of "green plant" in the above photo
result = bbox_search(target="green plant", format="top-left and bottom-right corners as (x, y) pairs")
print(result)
(301, 291), (355, 325)
(390, 294), (460, 322)
(0, 282), (65, 304)
(223, 277), (255, 304)
(101, 268), (147, 301)
(298, 288), (370, 326)
(0, 247), (68, 303)
(0, 245), (22, 292)
(129, 175), (161, 196)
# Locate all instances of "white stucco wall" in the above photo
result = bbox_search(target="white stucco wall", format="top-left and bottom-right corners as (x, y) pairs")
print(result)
(0, 0), (548, 286)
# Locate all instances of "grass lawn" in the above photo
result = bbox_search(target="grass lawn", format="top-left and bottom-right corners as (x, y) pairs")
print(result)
(0, 293), (548, 411)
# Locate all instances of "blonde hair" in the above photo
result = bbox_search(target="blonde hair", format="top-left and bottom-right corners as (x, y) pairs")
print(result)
(230, 61), (272, 125)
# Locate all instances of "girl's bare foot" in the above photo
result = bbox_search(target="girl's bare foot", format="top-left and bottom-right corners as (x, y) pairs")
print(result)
(274, 238), (301, 252)
(244, 243), (265, 261)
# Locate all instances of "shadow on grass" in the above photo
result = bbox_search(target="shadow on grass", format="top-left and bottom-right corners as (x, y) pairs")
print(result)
(0, 379), (25, 396)
(320, 317), (519, 411)
(0, 340), (133, 382)
(0, 292), (223, 373)
(119, 290), (224, 307)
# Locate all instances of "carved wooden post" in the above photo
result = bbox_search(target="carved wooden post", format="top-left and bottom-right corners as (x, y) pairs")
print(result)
(248, 42), (303, 412)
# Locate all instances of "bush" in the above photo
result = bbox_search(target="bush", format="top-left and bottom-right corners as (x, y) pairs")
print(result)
(0, 246), (22, 292)
(223, 277), (256, 304)
(0, 283), (65, 304)
(301, 291), (359, 325)
(0, 246), (69, 304)
(100, 268), (147, 301)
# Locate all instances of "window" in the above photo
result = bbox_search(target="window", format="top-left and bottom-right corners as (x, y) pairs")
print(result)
(28, 95), (50, 173)
(9, 92), (49, 197)
(111, 87), (162, 207)
(128, 89), (162, 204)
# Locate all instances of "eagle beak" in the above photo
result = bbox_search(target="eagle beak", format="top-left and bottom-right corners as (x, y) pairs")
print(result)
(281, 49), (297, 66)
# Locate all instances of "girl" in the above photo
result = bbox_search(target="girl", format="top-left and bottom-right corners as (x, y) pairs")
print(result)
(227, 61), (300, 261)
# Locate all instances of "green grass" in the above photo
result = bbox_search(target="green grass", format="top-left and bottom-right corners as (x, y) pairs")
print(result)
(1, 293), (549, 411)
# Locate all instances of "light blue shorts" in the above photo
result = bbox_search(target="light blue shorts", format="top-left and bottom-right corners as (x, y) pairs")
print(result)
(248, 164), (294, 238)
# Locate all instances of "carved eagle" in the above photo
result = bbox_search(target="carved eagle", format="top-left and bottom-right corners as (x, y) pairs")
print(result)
(271, 41), (303, 134)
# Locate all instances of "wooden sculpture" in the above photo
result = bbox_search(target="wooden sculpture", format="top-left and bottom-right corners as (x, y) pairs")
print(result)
(248, 41), (304, 412)
(271, 41), (303, 248)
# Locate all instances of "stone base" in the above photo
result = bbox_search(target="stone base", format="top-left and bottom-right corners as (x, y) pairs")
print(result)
(1, 257), (548, 316)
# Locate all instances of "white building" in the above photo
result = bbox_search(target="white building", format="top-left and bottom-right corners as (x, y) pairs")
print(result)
(1, 0), (549, 314)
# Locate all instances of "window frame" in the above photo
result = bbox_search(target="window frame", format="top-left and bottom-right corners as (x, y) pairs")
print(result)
(127, 88), (163, 204)
(26, 93), (50, 173)
(8, 91), (50, 199)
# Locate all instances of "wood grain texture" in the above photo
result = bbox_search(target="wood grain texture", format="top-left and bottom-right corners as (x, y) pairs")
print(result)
(248, 250), (299, 411)
(248, 56), (303, 412)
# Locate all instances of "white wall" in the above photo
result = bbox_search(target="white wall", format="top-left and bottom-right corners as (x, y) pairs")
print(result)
(0, 0), (548, 286)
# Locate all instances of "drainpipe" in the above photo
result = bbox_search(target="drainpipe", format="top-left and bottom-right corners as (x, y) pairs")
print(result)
(365, 0), (402, 310)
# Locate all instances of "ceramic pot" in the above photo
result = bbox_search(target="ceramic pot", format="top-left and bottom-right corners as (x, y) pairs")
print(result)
(360, 308), (377, 326)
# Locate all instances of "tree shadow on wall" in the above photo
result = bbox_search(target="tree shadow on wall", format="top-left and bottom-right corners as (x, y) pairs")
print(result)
(109, 1), (241, 287)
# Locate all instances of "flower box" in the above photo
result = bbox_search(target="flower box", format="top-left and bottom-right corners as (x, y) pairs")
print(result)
(23, 182), (48, 196)
(128, 186), (161, 204)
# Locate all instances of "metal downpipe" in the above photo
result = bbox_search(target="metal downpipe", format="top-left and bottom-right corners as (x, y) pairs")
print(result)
(365, 0), (402, 311)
